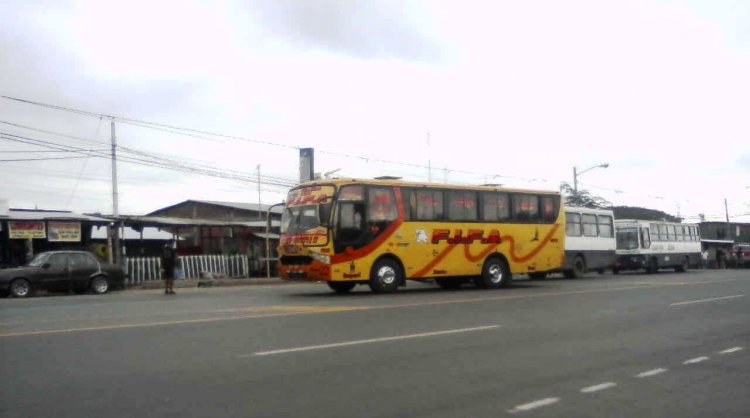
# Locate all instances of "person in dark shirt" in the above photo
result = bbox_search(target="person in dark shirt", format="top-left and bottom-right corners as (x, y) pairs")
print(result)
(161, 243), (177, 295)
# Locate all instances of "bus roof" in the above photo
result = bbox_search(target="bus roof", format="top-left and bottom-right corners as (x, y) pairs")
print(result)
(292, 178), (561, 195)
(615, 219), (699, 227)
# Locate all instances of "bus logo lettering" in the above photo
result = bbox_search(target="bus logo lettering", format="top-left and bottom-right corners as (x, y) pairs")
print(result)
(431, 229), (501, 245)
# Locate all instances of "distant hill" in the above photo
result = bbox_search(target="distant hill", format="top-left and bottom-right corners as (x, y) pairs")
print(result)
(612, 206), (681, 222)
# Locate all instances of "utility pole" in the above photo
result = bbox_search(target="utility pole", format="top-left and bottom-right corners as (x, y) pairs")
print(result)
(725, 198), (731, 239)
(427, 132), (432, 183)
(110, 120), (121, 264)
(257, 164), (262, 221)
(573, 167), (578, 195)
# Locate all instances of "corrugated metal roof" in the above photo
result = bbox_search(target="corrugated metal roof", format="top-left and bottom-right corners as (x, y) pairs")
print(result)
(6, 209), (111, 223)
(103, 215), (280, 228)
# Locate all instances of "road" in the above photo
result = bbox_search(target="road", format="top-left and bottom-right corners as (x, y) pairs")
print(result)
(1, 269), (748, 418)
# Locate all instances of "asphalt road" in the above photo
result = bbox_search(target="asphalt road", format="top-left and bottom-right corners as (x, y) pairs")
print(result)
(1, 269), (748, 418)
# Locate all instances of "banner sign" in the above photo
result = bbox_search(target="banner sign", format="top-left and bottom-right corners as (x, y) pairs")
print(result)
(9, 221), (46, 239)
(48, 221), (82, 242)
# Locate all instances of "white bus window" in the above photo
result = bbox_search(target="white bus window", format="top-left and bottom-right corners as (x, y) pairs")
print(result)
(582, 214), (598, 237)
(566, 212), (582, 237)
(448, 190), (478, 221)
(658, 224), (668, 241)
(598, 215), (614, 238)
(666, 225), (675, 241)
(640, 227), (651, 249)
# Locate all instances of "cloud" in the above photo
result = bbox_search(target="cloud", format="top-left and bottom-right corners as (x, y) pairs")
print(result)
(245, 0), (440, 61)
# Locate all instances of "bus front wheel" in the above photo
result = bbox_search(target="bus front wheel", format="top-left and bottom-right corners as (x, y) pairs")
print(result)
(369, 259), (401, 293)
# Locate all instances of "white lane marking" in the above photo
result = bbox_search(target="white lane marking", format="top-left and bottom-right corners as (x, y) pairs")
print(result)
(683, 356), (709, 365)
(719, 347), (743, 354)
(670, 294), (744, 306)
(507, 397), (561, 414)
(247, 325), (500, 357)
(580, 382), (617, 393)
(635, 368), (668, 378)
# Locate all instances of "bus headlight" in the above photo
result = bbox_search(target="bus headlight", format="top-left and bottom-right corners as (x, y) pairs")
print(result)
(310, 253), (331, 264)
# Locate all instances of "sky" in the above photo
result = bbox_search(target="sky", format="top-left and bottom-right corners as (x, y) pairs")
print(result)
(1, 0), (749, 222)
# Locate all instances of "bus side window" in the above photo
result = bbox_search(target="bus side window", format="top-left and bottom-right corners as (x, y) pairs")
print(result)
(339, 202), (363, 230)
(566, 212), (582, 237)
(582, 214), (598, 237)
(640, 227), (651, 249)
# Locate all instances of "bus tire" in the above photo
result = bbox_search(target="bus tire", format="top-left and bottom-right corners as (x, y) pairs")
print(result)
(435, 277), (464, 289)
(569, 255), (586, 279)
(369, 258), (401, 293)
(474, 256), (511, 289)
(327, 281), (356, 294)
(675, 257), (689, 273)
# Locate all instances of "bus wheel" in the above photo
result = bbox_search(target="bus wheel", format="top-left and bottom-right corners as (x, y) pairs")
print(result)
(327, 282), (356, 294)
(569, 256), (586, 279)
(675, 257), (689, 273)
(435, 277), (463, 289)
(528, 272), (547, 280)
(474, 256), (511, 289)
(369, 259), (401, 293)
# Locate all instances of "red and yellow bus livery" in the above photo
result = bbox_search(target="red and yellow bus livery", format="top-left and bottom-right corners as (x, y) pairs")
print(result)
(278, 178), (564, 293)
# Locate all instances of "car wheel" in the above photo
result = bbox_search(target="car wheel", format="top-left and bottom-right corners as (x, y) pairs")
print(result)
(10, 278), (33, 298)
(473, 256), (511, 289)
(368, 259), (401, 293)
(327, 281), (356, 294)
(90, 276), (110, 295)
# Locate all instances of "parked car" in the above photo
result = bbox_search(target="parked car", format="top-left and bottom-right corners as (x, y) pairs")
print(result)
(728, 243), (750, 268)
(0, 251), (126, 298)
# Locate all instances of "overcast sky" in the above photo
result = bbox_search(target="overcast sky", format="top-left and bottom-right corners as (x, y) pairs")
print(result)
(1, 0), (748, 222)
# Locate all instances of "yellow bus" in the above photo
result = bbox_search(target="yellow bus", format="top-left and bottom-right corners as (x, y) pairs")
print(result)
(278, 177), (565, 293)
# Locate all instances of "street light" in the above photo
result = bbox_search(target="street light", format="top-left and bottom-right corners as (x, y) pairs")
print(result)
(573, 163), (609, 194)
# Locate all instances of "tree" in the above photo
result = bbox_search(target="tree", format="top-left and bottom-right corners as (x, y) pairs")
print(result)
(560, 182), (611, 208)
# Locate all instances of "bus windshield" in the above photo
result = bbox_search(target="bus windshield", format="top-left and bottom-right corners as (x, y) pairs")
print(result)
(281, 204), (331, 234)
(616, 227), (639, 250)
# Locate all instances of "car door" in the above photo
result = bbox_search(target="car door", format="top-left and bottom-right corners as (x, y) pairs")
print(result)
(69, 253), (99, 291)
(38, 253), (70, 292)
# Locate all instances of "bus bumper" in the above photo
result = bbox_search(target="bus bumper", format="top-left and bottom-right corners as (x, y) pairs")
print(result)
(279, 260), (332, 282)
(614, 255), (645, 271)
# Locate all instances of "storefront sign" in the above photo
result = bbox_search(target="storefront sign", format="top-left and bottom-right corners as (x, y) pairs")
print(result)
(48, 221), (82, 242)
(9, 221), (46, 239)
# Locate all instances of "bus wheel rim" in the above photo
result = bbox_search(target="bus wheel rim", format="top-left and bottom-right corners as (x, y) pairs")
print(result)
(488, 265), (502, 283)
(378, 266), (396, 285)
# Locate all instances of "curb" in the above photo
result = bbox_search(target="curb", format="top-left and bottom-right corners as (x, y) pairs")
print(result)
(124, 277), (294, 291)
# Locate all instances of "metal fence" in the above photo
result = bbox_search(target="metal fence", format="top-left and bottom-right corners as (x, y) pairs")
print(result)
(124, 255), (250, 285)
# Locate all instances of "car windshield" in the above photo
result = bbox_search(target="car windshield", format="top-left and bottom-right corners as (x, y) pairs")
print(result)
(616, 228), (639, 249)
(26, 253), (50, 267)
(281, 204), (331, 234)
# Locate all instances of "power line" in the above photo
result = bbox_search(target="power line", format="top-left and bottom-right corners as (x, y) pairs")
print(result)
(0, 156), (90, 162)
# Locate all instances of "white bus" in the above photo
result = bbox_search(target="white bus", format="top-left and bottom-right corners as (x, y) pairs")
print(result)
(614, 219), (701, 273)
(561, 206), (617, 278)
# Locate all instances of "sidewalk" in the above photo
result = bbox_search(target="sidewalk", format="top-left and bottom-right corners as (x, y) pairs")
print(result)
(126, 276), (293, 291)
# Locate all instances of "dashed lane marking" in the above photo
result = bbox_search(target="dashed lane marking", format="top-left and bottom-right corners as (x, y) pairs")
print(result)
(683, 356), (709, 365)
(670, 294), (744, 306)
(580, 382), (617, 393)
(719, 347), (743, 354)
(635, 368), (668, 378)
(507, 397), (561, 414)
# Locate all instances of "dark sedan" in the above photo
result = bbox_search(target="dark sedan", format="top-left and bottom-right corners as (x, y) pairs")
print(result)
(0, 251), (126, 298)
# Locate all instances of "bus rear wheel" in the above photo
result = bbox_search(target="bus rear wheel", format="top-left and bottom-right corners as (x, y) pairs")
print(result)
(369, 259), (401, 293)
(327, 281), (356, 294)
(675, 257), (689, 273)
(473, 256), (511, 289)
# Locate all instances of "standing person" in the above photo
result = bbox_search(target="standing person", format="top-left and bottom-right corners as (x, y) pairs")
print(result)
(160, 243), (177, 295)
(701, 250), (709, 269)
